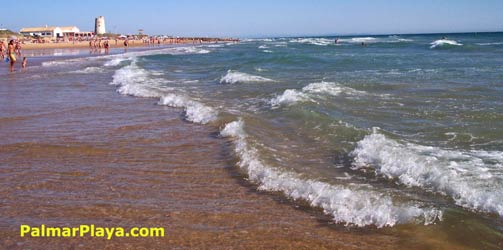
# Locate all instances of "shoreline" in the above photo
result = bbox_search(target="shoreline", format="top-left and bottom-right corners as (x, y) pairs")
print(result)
(10, 38), (239, 51)
(0, 43), (466, 250)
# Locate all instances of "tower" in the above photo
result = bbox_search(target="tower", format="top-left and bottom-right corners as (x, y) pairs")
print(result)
(95, 16), (106, 35)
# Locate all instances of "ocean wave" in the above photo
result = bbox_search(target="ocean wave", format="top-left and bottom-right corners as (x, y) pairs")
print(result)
(221, 120), (443, 228)
(258, 45), (269, 49)
(104, 57), (130, 67)
(270, 82), (368, 107)
(175, 46), (211, 54)
(290, 38), (334, 46)
(41, 58), (86, 67)
(430, 39), (463, 49)
(340, 37), (377, 44)
(476, 42), (503, 46)
(205, 44), (224, 48)
(42, 45), (210, 69)
(339, 36), (414, 44)
(351, 129), (503, 217)
(270, 89), (311, 107)
(69, 67), (106, 74)
(220, 70), (274, 84)
(158, 94), (217, 124)
(289, 36), (413, 46)
(262, 50), (273, 53)
(110, 60), (170, 98)
(303, 81), (367, 96)
(243, 38), (274, 42)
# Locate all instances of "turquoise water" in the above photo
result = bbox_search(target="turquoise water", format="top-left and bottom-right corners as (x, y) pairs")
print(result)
(31, 33), (503, 248)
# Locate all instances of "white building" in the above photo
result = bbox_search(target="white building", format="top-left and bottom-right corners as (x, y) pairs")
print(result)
(20, 26), (80, 38)
(20, 26), (61, 38)
(60, 26), (80, 37)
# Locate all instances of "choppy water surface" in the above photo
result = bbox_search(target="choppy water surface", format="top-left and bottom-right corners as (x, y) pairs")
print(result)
(34, 33), (503, 248)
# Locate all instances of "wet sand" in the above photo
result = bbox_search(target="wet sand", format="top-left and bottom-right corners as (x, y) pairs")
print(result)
(0, 52), (454, 249)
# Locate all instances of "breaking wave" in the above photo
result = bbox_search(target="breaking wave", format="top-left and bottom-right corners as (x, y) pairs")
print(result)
(110, 58), (216, 124)
(430, 39), (463, 49)
(104, 57), (130, 67)
(221, 120), (443, 228)
(110, 60), (170, 98)
(289, 36), (413, 46)
(270, 81), (368, 107)
(270, 89), (311, 107)
(351, 129), (503, 217)
(220, 70), (274, 84)
(69, 67), (106, 74)
(158, 94), (217, 124)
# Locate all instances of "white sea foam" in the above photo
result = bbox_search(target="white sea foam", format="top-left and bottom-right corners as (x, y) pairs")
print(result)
(176, 46), (211, 54)
(270, 82), (368, 107)
(343, 37), (378, 43)
(303, 81), (367, 96)
(476, 42), (503, 46)
(290, 38), (334, 46)
(41, 58), (86, 67)
(205, 44), (224, 48)
(221, 120), (443, 228)
(243, 38), (274, 42)
(110, 60), (169, 98)
(69, 67), (106, 74)
(158, 94), (217, 124)
(258, 45), (269, 49)
(104, 57), (129, 67)
(430, 39), (463, 49)
(351, 129), (503, 217)
(220, 70), (274, 84)
(270, 89), (311, 107)
(289, 36), (414, 46)
(262, 50), (273, 53)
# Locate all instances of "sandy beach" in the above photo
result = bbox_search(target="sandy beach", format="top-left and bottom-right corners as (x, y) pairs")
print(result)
(2, 38), (238, 51)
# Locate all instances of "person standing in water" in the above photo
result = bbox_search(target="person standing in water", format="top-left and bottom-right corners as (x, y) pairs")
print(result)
(22, 57), (27, 69)
(15, 41), (22, 57)
(7, 40), (16, 72)
(0, 41), (5, 60)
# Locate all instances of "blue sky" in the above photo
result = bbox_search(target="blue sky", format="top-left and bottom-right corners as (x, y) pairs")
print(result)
(3, 0), (503, 37)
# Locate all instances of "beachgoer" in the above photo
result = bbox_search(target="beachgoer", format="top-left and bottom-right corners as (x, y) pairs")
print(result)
(22, 57), (27, 69)
(0, 41), (5, 60)
(335, 38), (339, 44)
(15, 41), (22, 57)
(104, 41), (110, 54)
(8, 40), (16, 72)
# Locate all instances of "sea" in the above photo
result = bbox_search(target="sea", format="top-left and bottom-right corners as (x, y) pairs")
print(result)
(5, 32), (503, 248)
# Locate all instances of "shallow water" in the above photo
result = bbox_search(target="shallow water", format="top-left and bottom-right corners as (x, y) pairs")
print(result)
(4, 33), (503, 248)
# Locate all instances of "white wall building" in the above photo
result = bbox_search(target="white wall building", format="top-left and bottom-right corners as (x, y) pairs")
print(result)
(20, 26), (62, 38)
(20, 26), (80, 38)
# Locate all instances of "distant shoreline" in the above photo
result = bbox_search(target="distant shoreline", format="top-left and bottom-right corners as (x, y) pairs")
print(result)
(6, 37), (239, 50)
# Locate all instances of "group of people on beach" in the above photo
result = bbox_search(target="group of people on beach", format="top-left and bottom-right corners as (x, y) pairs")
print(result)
(1, 39), (26, 72)
(89, 39), (111, 54)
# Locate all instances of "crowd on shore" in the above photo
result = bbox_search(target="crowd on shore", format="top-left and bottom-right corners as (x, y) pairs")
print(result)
(1, 36), (239, 72)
